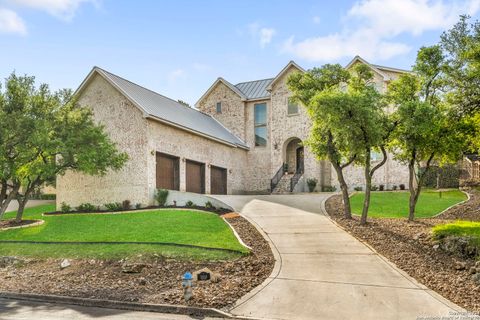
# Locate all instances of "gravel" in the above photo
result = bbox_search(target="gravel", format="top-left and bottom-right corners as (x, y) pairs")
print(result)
(326, 190), (480, 313)
(0, 215), (274, 310)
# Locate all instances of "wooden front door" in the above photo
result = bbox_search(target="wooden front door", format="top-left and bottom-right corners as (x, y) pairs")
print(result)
(210, 166), (227, 195)
(186, 160), (205, 194)
(296, 147), (304, 173)
(156, 152), (179, 190)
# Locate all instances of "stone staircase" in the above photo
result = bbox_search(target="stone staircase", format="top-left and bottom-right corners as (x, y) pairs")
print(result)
(272, 174), (293, 194)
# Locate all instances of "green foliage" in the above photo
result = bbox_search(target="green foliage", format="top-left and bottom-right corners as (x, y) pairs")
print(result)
(122, 200), (131, 210)
(370, 185), (379, 191)
(155, 189), (169, 206)
(322, 186), (337, 192)
(306, 178), (318, 192)
(104, 202), (122, 211)
(205, 201), (215, 209)
(76, 203), (97, 212)
(0, 72), (128, 220)
(185, 200), (194, 207)
(135, 203), (142, 209)
(420, 165), (460, 188)
(432, 221), (480, 239)
(354, 186), (363, 191)
(29, 193), (56, 200)
(60, 202), (71, 213)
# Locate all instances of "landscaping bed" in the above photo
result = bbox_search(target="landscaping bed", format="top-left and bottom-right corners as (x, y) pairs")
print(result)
(0, 214), (274, 309)
(0, 219), (40, 229)
(326, 190), (480, 313)
(44, 205), (231, 216)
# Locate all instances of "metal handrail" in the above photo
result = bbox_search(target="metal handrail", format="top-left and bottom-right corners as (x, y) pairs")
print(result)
(290, 170), (303, 192)
(271, 163), (286, 192)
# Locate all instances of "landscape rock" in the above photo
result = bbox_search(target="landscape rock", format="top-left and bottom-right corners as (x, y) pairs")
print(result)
(469, 267), (477, 275)
(121, 263), (146, 273)
(472, 273), (480, 285)
(454, 261), (467, 270)
(60, 259), (71, 269)
(0, 256), (24, 268)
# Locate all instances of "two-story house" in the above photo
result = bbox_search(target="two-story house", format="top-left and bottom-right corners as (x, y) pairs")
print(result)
(56, 56), (410, 208)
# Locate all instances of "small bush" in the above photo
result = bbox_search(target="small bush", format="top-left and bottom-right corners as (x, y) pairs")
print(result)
(185, 200), (194, 207)
(122, 200), (131, 210)
(392, 185), (398, 190)
(155, 189), (169, 206)
(205, 201), (215, 209)
(379, 184), (385, 191)
(370, 185), (379, 191)
(306, 178), (318, 192)
(322, 186), (337, 192)
(76, 203), (97, 212)
(60, 202), (71, 213)
(354, 186), (363, 191)
(104, 202), (122, 211)
(399, 184), (406, 190)
(135, 203), (142, 209)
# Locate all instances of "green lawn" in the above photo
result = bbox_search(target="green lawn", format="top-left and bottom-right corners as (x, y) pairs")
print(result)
(432, 221), (480, 249)
(0, 205), (248, 260)
(350, 189), (467, 218)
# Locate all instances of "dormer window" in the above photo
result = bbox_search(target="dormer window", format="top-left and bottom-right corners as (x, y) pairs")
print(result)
(216, 102), (222, 114)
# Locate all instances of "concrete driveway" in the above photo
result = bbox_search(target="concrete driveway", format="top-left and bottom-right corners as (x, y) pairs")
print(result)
(213, 194), (464, 320)
(5, 200), (54, 213)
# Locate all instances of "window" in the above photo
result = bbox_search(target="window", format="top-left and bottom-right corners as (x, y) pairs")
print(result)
(216, 102), (222, 114)
(287, 97), (299, 115)
(254, 103), (267, 146)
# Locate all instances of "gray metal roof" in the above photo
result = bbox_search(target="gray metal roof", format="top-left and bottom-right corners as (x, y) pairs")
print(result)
(235, 78), (273, 100)
(93, 67), (248, 149)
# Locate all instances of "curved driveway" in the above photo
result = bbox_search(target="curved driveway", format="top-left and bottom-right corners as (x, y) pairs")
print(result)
(213, 194), (463, 320)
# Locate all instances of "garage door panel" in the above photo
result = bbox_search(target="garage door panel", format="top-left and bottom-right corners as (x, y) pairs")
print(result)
(156, 153), (179, 190)
(186, 160), (205, 194)
(211, 166), (227, 195)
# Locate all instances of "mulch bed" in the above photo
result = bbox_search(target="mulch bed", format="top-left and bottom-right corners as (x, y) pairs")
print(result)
(0, 215), (274, 310)
(326, 190), (480, 313)
(0, 219), (39, 229)
(44, 205), (231, 216)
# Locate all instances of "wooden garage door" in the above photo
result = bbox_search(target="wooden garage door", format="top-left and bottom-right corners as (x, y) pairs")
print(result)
(186, 160), (205, 194)
(211, 166), (227, 195)
(156, 152), (179, 190)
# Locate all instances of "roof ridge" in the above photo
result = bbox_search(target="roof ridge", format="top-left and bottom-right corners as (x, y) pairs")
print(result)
(235, 77), (274, 86)
(94, 66), (195, 112)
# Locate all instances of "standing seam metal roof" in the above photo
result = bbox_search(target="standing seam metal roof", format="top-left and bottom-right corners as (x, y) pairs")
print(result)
(94, 67), (248, 149)
(235, 78), (273, 100)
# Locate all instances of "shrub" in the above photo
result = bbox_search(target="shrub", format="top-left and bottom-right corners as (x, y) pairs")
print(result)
(122, 200), (131, 210)
(370, 185), (379, 191)
(155, 189), (169, 206)
(76, 203), (96, 212)
(135, 203), (142, 209)
(306, 178), (318, 192)
(379, 184), (385, 191)
(185, 200), (194, 207)
(205, 201), (215, 209)
(60, 202), (71, 213)
(354, 186), (363, 191)
(392, 185), (398, 191)
(322, 186), (337, 192)
(399, 184), (406, 190)
(104, 202), (122, 211)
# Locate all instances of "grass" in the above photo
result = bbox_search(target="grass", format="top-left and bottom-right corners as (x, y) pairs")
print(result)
(0, 204), (248, 260)
(432, 221), (480, 250)
(350, 189), (467, 218)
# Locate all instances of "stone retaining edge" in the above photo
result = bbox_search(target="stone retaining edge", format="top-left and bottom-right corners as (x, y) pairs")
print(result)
(0, 291), (254, 319)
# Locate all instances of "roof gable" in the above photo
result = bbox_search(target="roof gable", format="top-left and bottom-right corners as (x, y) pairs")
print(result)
(344, 55), (394, 81)
(195, 77), (246, 107)
(266, 61), (305, 91)
(75, 67), (248, 149)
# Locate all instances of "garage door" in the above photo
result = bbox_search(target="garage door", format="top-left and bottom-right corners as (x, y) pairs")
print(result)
(186, 160), (205, 194)
(211, 166), (227, 195)
(156, 152), (179, 190)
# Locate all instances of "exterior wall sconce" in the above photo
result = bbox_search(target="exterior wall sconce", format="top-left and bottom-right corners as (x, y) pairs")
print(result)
(182, 158), (186, 162)
(207, 164), (211, 168)
(229, 169), (233, 174)
(150, 150), (155, 155)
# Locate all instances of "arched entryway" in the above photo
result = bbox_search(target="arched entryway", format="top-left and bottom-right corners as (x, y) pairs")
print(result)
(284, 138), (304, 174)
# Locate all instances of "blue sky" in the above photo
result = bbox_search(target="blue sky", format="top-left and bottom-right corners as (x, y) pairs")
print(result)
(1, 0), (479, 105)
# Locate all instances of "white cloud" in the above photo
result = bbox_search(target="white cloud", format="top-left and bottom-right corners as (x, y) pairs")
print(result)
(283, 0), (480, 62)
(0, 7), (26, 35)
(168, 69), (186, 82)
(248, 22), (276, 48)
(7, 0), (98, 20)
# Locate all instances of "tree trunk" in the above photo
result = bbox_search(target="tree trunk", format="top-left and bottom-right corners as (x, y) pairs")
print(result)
(15, 196), (29, 223)
(360, 150), (372, 226)
(332, 162), (352, 219)
(0, 185), (20, 219)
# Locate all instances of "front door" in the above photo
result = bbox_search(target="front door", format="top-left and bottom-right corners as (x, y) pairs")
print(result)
(296, 147), (304, 173)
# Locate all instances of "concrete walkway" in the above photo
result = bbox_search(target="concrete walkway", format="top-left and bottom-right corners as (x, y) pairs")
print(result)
(5, 200), (54, 213)
(213, 194), (464, 320)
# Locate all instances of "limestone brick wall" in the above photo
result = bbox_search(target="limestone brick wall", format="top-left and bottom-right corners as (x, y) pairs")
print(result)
(197, 82), (246, 142)
(146, 119), (248, 200)
(56, 73), (150, 209)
